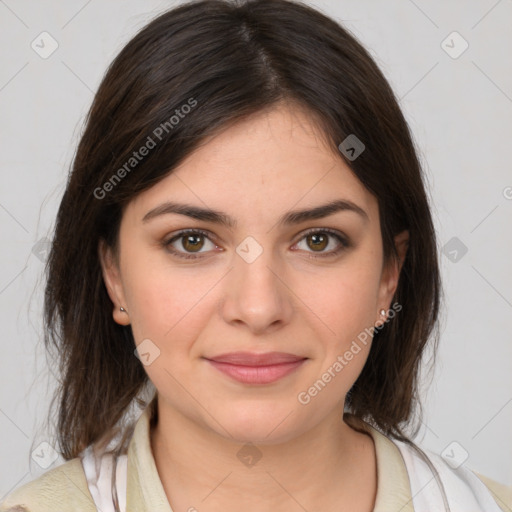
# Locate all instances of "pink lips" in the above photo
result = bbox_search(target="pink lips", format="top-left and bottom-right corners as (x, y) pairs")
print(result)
(205, 351), (307, 384)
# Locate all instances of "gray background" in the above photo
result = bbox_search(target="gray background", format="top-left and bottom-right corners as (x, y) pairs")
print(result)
(1, 0), (511, 498)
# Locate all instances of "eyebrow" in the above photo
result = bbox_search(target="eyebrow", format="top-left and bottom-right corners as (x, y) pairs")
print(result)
(142, 199), (369, 228)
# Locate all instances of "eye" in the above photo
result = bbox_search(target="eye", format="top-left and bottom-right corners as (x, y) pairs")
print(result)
(162, 228), (350, 261)
(293, 228), (350, 258)
(163, 229), (219, 260)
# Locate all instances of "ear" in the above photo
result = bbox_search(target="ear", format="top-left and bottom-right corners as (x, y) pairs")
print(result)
(376, 230), (409, 322)
(98, 239), (130, 326)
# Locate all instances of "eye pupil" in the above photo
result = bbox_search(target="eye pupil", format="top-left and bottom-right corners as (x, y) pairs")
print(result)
(308, 233), (328, 251)
(183, 234), (204, 252)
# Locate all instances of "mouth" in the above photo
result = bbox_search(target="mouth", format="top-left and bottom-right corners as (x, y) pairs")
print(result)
(203, 351), (308, 385)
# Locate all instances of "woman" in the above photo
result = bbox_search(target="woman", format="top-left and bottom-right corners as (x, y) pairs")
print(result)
(1, 0), (510, 511)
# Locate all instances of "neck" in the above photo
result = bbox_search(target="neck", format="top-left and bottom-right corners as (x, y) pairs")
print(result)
(150, 399), (377, 512)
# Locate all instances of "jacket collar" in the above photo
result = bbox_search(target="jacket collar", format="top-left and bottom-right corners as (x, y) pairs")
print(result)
(125, 404), (413, 512)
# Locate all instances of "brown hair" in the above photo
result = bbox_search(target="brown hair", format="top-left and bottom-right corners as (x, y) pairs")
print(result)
(42, 0), (442, 460)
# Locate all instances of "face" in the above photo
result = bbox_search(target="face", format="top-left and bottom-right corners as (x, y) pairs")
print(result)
(100, 102), (408, 445)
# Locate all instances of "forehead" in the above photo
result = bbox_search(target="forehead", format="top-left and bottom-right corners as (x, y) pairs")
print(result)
(125, 104), (378, 227)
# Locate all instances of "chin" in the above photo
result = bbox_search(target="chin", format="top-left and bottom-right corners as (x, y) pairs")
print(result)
(207, 401), (303, 446)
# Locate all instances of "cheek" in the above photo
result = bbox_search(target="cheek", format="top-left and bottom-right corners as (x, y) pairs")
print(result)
(298, 271), (380, 398)
(126, 270), (212, 396)
(123, 254), (222, 356)
(297, 262), (381, 344)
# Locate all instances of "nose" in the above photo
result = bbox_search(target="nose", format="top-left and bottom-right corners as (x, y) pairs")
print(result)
(219, 244), (294, 335)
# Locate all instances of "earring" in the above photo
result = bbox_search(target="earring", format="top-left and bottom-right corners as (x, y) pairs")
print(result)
(120, 307), (127, 313)
(375, 308), (387, 329)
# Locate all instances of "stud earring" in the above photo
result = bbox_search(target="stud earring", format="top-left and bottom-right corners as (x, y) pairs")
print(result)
(375, 308), (388, 329)
(120, 307), (127, 313)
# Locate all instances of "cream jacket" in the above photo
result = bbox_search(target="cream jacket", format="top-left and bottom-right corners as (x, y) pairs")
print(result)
(1, 405), (510, 512)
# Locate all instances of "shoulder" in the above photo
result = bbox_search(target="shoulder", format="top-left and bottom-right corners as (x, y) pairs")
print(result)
(0, 458), (96, 512)
(473, 472), (512, 512)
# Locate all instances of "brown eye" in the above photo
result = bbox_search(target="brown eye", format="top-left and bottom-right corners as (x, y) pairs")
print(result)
(181, 233), (205, 252)
(294, 228), (349, 258)
(306, 232), (328, 251)
(164, 229), (218, 259)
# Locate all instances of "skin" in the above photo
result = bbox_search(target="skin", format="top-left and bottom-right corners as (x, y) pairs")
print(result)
(100, 101), (409, 512)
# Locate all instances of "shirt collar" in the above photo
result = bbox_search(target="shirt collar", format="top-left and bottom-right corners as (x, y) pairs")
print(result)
(344, 413), (414, 512)
(126, 404), (413, 512)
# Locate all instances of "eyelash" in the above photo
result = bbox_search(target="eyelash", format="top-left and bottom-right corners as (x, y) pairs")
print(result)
(162, 228), (350, 260)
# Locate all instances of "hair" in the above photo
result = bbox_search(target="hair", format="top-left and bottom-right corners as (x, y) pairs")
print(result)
(42, 0), (442, 461)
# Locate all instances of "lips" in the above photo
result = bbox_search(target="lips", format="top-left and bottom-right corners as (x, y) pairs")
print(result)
(204, 351), (307, 384)
(206, 351), (306, 366)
